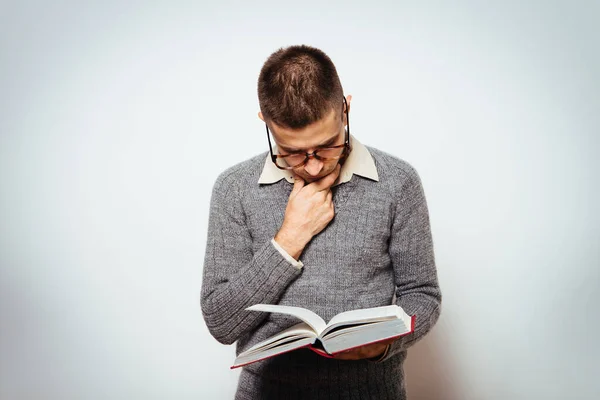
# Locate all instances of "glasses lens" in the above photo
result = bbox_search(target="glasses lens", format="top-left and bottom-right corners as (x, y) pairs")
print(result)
(275, 146), (346, 169)
(315, 147), (345, 159)
(275, 154), (306, 168)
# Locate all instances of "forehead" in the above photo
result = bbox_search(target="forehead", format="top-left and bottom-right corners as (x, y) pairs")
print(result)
(270, 108), (341, 150)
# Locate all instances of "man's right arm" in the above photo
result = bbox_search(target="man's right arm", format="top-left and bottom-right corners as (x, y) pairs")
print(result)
(201, 165), (340, 345)
(200, 173), (303, 345)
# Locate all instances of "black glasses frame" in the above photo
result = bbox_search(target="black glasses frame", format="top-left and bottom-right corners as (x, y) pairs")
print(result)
(265, 97), (351, 170)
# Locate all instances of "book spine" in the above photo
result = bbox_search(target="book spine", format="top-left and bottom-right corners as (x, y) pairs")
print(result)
(308, 345), (334, 358)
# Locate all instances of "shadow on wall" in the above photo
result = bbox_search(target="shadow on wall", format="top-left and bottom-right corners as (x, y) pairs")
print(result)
(405, 326), (463, 400)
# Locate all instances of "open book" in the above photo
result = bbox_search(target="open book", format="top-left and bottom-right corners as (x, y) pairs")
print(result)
(231, 304), (415, 369)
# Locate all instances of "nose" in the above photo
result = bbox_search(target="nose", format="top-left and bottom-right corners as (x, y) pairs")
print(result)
(304, 156), (324, 176)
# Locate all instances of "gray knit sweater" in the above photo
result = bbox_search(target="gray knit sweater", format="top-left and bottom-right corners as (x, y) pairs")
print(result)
(201, 146), (442, 400)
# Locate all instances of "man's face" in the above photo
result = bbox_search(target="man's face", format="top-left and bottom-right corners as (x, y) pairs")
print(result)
(265, 108), (347, 183)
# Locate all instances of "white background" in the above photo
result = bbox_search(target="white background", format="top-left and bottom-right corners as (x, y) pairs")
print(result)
(1, 1), (598, 399)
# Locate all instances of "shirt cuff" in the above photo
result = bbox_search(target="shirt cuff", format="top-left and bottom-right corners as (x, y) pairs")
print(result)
(271, 238), (304, 269)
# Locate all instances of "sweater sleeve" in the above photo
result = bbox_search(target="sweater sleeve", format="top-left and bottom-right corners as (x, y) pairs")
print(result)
(200, 172), (302, 345)
(376, 167), (442, 362)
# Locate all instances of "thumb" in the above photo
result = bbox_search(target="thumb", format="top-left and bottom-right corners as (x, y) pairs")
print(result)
(291, 177), (305, 195)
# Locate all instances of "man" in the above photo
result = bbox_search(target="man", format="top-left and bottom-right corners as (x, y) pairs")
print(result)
(201, 45), (441, 399)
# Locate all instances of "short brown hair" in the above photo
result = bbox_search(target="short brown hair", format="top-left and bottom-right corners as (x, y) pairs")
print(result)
(258, 45), (344, 129)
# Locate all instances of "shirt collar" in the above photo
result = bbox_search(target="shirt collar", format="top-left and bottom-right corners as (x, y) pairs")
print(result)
(258, 135), (379, 186)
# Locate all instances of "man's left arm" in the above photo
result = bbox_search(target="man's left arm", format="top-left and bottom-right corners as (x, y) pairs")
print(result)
(378, 166), (442, 361)
(334, 166), (442, 362)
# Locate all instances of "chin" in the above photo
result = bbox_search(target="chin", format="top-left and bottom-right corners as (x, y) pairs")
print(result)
(296, 166), (337, 183)
(298, 175), (318, 183)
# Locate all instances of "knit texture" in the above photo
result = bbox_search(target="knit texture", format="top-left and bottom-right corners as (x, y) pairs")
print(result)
(201, 146), (442, 399)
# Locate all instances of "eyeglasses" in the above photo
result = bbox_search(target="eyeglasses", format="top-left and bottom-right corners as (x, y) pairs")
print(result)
(265, 97), (351, 170)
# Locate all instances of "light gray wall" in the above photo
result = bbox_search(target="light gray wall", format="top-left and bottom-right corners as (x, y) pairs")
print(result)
(1, 1), (598, 399)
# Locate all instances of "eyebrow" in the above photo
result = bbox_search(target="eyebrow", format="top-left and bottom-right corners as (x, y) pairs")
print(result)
(278, 134), (340, 153)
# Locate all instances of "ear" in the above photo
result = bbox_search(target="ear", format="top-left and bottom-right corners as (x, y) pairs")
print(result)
(258, 111), (265, 122)
(343, 94), (352, 124)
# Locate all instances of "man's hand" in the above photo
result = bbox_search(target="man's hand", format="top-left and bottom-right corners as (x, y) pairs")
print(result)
(332, 338), (396, 361)
(274, 164), (341, 259)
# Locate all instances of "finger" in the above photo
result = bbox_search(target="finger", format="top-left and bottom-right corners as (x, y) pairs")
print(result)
(312, 164), (341, 192)
(326, 191), (332, 204)
(334, 346), (379, 360)
(290, 177), (305, 196)
(377, 338), (396, 347)
(333, 351), (359, 360)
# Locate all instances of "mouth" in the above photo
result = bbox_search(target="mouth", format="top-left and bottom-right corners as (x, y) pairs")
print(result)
(295, 165), (339, 183)
(300, 171), (336, 183)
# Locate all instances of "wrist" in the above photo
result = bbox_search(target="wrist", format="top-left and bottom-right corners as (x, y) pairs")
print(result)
(274, 228), (309, 260)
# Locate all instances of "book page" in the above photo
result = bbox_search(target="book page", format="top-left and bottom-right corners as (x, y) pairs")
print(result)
(322, 319), (411, 354)
(322, 305), (405, 337)
(243, 322), (316, 354)
(247, 304), (327, 334)
(233, 336), (316, 369)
